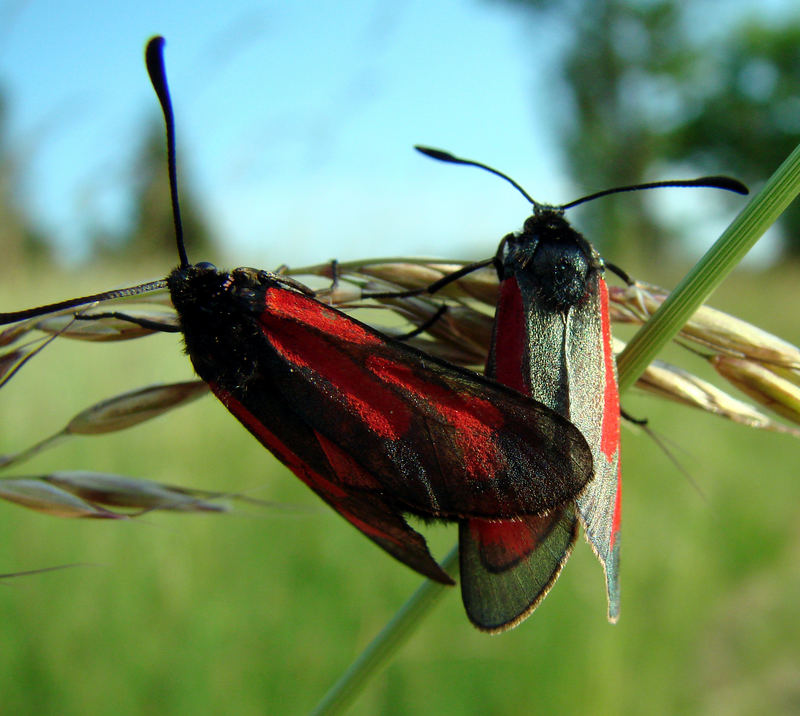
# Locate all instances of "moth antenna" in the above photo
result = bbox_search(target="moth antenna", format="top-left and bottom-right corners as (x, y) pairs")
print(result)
(415, 146), (538, 205)
(145, 36), (188, 268)
(562, 176), (749, 209)
(415, 145), (748, 211)
(0, 281), (168, 325)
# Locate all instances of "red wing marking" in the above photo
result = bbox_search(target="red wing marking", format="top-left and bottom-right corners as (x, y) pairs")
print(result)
(598, 279), (621, 461)
(263, 286), (382, 346)
(210, 382), (352, 500)
(211, 383), (452, 583)
(468, 518), (543, 572)
(368, 355), (505, 483)
(491, 279), (527, 394)
(258, 302), (409, 441)
(313, 430), (382, 491)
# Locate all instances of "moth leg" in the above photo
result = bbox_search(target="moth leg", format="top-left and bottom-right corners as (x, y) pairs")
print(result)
(73, 311), (181, 333)
(393, 304), (449, 341)
(620, 408), (648, 426)
(328, 259), (341, 292)
(363, 257), (496, 300)
(605, 261), (632, 285)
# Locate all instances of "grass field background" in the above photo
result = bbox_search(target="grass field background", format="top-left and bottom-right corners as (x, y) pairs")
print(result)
(0, 261), (798, 715)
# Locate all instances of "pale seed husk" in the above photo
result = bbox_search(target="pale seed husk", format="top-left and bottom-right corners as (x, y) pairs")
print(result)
(0, 478), (122, 518)
(43, 471), (228, 512)
(66, 381), (208, 435)
(0, 381), (209, 469)
(711, 355), (800, 426)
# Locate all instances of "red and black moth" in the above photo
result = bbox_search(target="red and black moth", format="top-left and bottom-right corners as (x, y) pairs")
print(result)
(410, 147), (747, 630)
(0, 39), (596, 606)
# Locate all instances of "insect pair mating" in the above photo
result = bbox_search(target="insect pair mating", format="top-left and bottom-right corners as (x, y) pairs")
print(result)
(0, 37), (747, 632)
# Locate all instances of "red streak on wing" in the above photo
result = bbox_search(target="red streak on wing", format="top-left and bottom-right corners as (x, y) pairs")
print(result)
(333, 506), (405, 547)
(207, 379), (452, 584)
(598, 279), (621, 460)
(468, 518), (541, 571)
(258, 292), (411, 441)
(208, 382), (350, 500)
(311, 431), (404, 546)
(263, 286), (382, 346)
(313, 430), (382, 490)
(491, 279), (528, 394)
(367, 355), (506, 482)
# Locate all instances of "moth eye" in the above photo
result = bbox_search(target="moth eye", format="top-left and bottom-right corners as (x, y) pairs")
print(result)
(195, 261), (217, 271)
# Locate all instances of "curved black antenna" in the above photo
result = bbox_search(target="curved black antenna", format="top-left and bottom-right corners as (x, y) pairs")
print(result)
(145, 36), (188, 268)
(415, 146), (538, 205)
(415, 145), (749, 210)
(562, 176), (749, 209)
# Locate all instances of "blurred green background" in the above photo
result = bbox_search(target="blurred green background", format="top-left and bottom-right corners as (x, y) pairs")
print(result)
(2, 0), (800, 713)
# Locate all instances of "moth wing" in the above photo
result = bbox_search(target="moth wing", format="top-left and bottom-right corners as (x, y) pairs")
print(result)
(566, 277), (621, 621)
(458, 278), (582, 629)
(459, 507), (578, 632)
(212, 383), (453, 584)
(258, 286), (593, 521)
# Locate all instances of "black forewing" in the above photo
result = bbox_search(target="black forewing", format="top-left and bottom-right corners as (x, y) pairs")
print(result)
(210, 380), (454, 584)
(171, 267), (593, 523)
(251, 281), (593, 520)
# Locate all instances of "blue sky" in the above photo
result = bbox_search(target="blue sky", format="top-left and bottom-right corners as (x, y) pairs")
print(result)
(0, 0), (781, 269)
